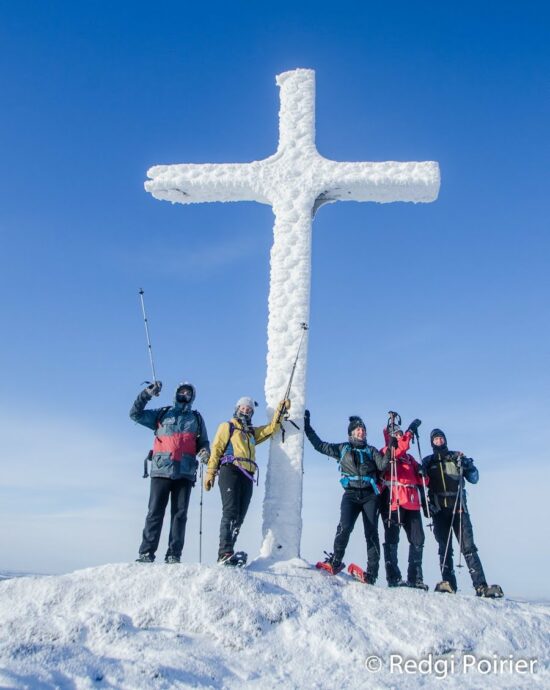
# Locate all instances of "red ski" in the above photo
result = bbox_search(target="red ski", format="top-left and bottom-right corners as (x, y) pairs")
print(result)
(347, 563), (369, 583)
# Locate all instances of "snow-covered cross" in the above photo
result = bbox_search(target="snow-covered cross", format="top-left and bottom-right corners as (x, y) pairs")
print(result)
(145, 68), (440, 562)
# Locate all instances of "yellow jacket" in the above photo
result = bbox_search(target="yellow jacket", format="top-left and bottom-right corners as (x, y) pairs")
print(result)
(207, 406), (284, 476)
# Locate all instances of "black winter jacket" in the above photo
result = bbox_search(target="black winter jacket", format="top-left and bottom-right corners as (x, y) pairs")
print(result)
(305, 424), (390, 491)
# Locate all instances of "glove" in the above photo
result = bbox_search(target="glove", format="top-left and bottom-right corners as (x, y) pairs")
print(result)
(304, 409), (311, 429)
(197, 448), (210, 465)
(457, 454), (473, 470)
(204, 470), (216, 491)
(144, 381), (162, 398)
(389, 436), (398, 449)
(276, 399), (291, 417)
(407, 418), (422, 435)
(417, 465), (426, 477)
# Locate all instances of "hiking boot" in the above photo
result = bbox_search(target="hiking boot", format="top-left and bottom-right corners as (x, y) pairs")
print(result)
(388, 578), (408, 588)
(406, 580), (429, 591)
(136, 552), (155, 563)
(316, 552), (344, 575)
(165, 555), (181, 564)
(476, 583), (504, 599)
(434, 580), (456, 594)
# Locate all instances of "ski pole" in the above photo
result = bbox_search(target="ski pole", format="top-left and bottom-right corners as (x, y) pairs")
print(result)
(138, 288), (158, 384)
(440, 475), (462, 583)
(277, 322), (309, 440)
(413, 430), (432, 530)
(386, 412), (402, 527)
(199, 461), (204, 564)
(457, 457), (465, 569)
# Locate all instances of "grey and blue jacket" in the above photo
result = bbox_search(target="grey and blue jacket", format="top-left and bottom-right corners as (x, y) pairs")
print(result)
(130, 388), (209, 481)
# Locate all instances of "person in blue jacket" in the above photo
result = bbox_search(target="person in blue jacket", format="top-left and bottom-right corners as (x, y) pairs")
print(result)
(130, 381), (209, 563)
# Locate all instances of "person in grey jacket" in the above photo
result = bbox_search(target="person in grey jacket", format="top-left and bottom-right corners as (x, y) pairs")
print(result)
(130, 381), (209, 563)
(304, 412), (390, 582)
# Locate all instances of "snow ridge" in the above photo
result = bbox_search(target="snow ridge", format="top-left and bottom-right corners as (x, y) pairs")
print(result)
(0, 561), (547, 689)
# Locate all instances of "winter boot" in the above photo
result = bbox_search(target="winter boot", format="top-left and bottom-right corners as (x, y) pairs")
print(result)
(435, 580), (456, 594)
(165, 555), (181, 564)
(383, 543), (402, 586)
(316, 552), (344, 575)
(406, 580), (429, 591)
(136, 552), (155, 563)
(218, 551), (248, 567)
(476, 583), (504, 599)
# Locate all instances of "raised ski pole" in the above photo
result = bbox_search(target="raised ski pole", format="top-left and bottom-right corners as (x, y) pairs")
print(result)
(413, 430), (432, 530)
(387, 411), (402, 527)
(277, 322), (309, 442)
(138, 288), (158, 384)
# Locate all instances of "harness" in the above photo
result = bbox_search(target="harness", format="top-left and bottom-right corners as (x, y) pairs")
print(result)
(219, 421), (260, 484)
(338, 444), (379, 494)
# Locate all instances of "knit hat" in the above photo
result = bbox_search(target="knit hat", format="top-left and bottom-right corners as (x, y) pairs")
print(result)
(430, 428), (447, 447)
(348, 416), (366, 435)
(235, 397), (258, 417)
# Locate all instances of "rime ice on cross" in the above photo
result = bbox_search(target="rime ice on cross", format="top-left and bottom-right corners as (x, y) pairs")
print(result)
(145, 68), (440, 562)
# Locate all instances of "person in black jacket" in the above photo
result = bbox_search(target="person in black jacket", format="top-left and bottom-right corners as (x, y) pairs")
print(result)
(423, 428), (503, 598)
(304, 412), (390, 583)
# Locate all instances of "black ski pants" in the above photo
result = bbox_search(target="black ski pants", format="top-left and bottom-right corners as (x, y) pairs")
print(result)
(139, 477), (193, 559)
(333, 487), (380, 579)
(379, 495), (425, 584)
(218, 464), (253, 558)
(432, 506), (486, 589)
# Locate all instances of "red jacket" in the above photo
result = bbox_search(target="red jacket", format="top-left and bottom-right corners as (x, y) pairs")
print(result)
(381, 429), (428, 511)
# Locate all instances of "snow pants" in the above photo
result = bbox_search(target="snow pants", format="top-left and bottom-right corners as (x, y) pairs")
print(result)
(333, 487), (380, 580)
(139, 477), (193, 559)
(380, 497), (425, 584)
(432, 506), (486, 589)
(218, 464), (253, 558)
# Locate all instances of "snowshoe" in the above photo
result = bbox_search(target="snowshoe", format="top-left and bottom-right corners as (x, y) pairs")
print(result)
(406, 580), (429, 591)
(136, 552), (154, 563)
(218, 551), (248, 568)
(347, 563), (376, 584)
(316, 552), (344, 575)
(434, 580), (456, 594)
(476, 583), (504, 599)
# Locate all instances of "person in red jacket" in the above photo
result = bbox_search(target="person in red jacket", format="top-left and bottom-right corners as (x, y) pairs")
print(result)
(379, 415), (429, 589)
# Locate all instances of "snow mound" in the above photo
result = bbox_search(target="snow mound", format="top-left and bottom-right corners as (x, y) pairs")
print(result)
(0, 560), (547, 689)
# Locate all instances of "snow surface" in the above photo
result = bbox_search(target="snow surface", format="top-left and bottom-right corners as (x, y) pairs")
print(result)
(144, 69), (440, 561)
(0, 560), (547, 689)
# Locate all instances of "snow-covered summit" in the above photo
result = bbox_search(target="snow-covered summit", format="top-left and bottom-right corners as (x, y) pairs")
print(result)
(0, 561), (547, 689)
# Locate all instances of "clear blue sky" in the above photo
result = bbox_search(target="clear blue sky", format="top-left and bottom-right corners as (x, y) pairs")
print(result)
(1, 1), (548, 597)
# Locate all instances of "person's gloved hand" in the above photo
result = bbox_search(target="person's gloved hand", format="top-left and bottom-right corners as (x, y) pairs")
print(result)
(457, 454), (473, 470)
(144, 381), (162, 398)
(197, 448), (210, 465)
(276, 399), (291, 417)
(417, 464), (426, 477)
(204, 470), (216, 491)
(304, 409), (311, 430)
(389, 436), (399, 449)
(407, 418), (422, 435)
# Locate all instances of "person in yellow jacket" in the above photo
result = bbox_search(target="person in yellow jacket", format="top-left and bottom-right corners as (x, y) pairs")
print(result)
(205, 396), (290, 564)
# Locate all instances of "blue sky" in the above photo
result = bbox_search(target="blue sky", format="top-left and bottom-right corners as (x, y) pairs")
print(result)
(1, 1), (549, 597)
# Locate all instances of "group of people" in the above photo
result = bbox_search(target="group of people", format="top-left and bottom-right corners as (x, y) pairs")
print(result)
(129, 381), (503, 598)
